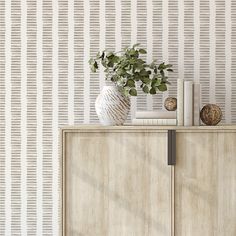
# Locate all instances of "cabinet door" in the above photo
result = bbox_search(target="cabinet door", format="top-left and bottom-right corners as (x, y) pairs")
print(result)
(63, 130), (172, 236)
(175, 132), (236, 236)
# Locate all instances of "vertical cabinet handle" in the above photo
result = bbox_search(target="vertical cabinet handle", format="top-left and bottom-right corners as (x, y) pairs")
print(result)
(168, 130), (176, 165)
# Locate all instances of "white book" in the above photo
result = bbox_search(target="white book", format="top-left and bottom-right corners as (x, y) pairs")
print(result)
(184, 80), (193, 126)
(193, 83), (202, 126)
(132, 119), (177, 126)
(135, 110), (176, 119)
(177, 79), (184, 126)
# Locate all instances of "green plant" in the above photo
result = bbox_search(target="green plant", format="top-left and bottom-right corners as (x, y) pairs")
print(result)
(89, 44), (173, 96)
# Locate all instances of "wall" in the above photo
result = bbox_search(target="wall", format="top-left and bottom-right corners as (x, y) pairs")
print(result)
(0, 0), (236, 235)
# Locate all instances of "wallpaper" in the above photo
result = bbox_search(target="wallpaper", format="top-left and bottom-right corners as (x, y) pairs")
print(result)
(0, 0), (236, 235)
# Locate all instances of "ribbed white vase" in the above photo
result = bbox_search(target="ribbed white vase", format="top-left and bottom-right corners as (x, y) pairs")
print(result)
(95, 86), (130, 126)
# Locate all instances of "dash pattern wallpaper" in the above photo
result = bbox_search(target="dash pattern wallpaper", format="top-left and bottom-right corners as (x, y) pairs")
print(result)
(0, 0), (236, 235)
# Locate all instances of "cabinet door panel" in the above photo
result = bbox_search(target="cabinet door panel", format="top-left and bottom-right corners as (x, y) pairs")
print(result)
(64, 131), (172, 236)
(175, 132), (236, 236)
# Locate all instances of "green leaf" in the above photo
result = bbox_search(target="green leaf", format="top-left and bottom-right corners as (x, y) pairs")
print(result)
(88, 58), (93, 64)
(112, 55), (119, 63)
(123, 88), (130, 97)
(137, 58), (145, 64)
(140, 69), (148, 76)
(133, 74), (141, 81)
(91, 65), (96, 73)
(150, 87), (156, 94)
(167, 68), (173, 72)
(153, 74), (162, 79)
(107, 61), (114, 67)
(134, 63), (144, 72)
(149, 61), (157, 69)
(129, 49), (136, 56)
(129, 58), (136, 65)
(151, 78), (161, 87)
(166, 64), (173, 68)
(161, 76), (169, 83)
(117, 68), (126, 76)
(151, 78), (157, 85)
(129, 88), (137, 96)
(132, 43), (141, 48)
(101, 60), (107, 68)
(106, 52), (114, 58)
(158, 83), (167, 92)
(117, 78), (126, 87)
(126, 79), (135, 87)
(158, 62), (165, 70)
(139, 49), (147, 54)
(142, 85), (149, 93)
(141, 77), (151, 84)
(160, 70), (165, 77)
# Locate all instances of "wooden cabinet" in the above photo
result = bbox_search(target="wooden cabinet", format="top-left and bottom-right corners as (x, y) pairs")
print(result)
(62, 128), (172, 236)
(175, 131), (236, 236)
(61, 126), (236, 236)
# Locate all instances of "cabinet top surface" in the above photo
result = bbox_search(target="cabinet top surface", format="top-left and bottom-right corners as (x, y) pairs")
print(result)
(61, 124), (236, 132)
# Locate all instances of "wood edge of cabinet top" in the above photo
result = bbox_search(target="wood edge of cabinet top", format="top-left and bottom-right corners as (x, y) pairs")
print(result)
(60, 124), (236, 133)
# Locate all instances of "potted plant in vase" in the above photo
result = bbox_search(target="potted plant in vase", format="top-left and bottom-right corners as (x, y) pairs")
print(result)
(89, 44), (173, 125)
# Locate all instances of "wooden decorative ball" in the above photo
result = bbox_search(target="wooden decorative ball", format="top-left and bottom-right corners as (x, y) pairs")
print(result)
(200, 104), (222, 125)
(164, 97), (177, 111)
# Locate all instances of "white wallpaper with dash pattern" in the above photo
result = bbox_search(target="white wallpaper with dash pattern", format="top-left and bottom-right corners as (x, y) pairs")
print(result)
(0, 0), (236, 235)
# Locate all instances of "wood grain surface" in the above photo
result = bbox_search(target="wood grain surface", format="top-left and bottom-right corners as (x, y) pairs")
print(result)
(63, 130), (172, 236)
(175, 132), (236, 236)
(62, 126), (236, 236)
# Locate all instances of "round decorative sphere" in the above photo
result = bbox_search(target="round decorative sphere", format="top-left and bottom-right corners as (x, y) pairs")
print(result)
(164, 97), (177, 111)
(200, 104), (222, 125)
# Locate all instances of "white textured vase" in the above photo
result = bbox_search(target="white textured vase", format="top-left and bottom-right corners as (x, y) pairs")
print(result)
(95, 86), (130, 125)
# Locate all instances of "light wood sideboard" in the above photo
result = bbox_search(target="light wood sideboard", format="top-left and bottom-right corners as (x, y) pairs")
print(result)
(61, 125), (236, 236)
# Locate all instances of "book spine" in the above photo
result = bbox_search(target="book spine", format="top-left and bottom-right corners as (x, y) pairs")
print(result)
(132, 119), (177, 125)
(135, 111), (176, 119)
(132, 119), (144, 125)
(177, 79), (184, 126)
(193, 83), (201, 126)
(184, 80), (193, 126)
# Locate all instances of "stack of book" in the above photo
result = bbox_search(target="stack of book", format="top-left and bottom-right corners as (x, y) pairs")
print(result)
(132, 110), (177, 125)
(177, 79), (202, 126)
